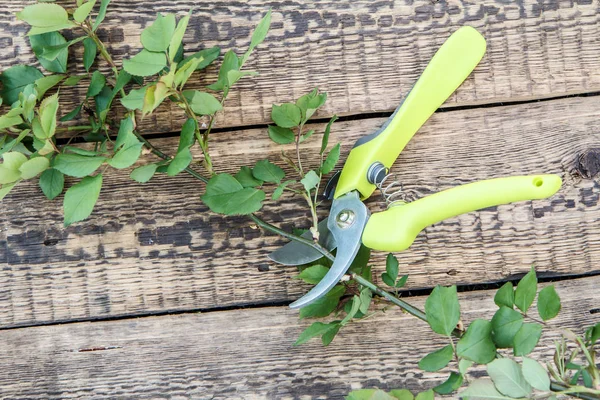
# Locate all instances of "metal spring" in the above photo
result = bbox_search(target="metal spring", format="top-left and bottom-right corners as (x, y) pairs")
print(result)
(376, 172), (409, 208)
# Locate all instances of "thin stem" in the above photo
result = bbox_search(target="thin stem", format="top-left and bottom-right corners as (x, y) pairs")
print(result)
(295, 125), (304, 176)
(56, 125), (93, 133)
(524, 312), (547, 326)
(551, 382), (600, 399)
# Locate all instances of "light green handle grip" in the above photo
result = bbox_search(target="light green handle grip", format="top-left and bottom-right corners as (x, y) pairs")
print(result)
(362, 174), (562, 252)
(334, 26), (487, 199)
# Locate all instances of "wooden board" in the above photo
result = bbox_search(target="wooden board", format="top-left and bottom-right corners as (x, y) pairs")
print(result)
(1, 276), (598, 399)
(1, 94), (599, 328)
(2, 0), (600, 134)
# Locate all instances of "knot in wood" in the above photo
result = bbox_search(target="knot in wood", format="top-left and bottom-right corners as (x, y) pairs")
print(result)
(575, 148), (600, 179)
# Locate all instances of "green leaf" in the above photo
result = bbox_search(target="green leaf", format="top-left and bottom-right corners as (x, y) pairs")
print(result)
(267, 125), (295, 145)
(27, 23), (75, 36)
(94, 86), (112, 121)
(0, 114), (23, 131)
(388, 389), (414, 400)
(166, 148), (192, 176)
(182, 90), (222, 116)
(414, 390), (434, 400)
(587, 322), (600, 345)
(296, 88), (327, 122)
(349, 244), (371, 275)
(181, 46), (221, 71)
(486, 358), (532, 398)
(321, 115), (338, 154)
(2, 152), (28, 171)
(64, 75), (86, 86)
(35, 74), (65, 99)
(109, 140), (143, 169)
(64, 147), (99, 156)
(320, 143), (341, 175)
(169, 12), (190, 62)
(521, 357), (550, 391)
(385, 253), (399, 281)
(272, 103), (301, 128)
(201, 173), (265, 215)
(227, 70), (258, 87)
(301, 170), (319, 192)
(53, 154), (106, 178)
(240, 10), (271, 66)
(38, 92), (59, 138)
(29, 32), (68, 73)
(63, 174), (102, 227)
(176, 118), (196, 153)
(514, 266), (537, 313)
(299, 129), (315, 143)
(458, 359), (474, 376)
(39, 37), (85, 61)
(252, 159), (284, 183)
(425, 285), (460, 336)
(491, 306), (523, 348)
(18, 156), (49, 179)
(457, 319), (497, 364)
(39, 168), (64, 199)
(120, 87), (147, 110)
(434, 372), (463, 395)
(0, 65), (43, 105)
(321, 323), (341, 345)
(0, 166), (21, 184)
(123, 50), (167, 77)
(73, 0), (96, 23)
(459, 378), (515, 400)
(494, 282), (514, 309)
(141, 13), (176, 52)
(537, 285), (561, 321)
(294, 321), (339, 346)
(234, 166), (263, 188)
(0, 182), (17, 200)
(418, 344), (453, 372)
(174, 57), (202, 89)
(272, 179), (294, 200)
(295, 265), (329, 284)
(130, 164), (157, 183)
(513, 323), (542, 356)
(86, 71), (106, 98)
(83, 37), (97, 72)
(92, 0), (110, 31)
(114, 116), (136, 149)
(207, 49), (239, 91)
(341, 295), (361, 325)
(16, 3), (71, 29)
(299, 285), (344, 319)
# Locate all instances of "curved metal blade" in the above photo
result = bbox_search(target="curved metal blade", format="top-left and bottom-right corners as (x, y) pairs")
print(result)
(289, 191), (370, 309)
(268, 218), (336, 266)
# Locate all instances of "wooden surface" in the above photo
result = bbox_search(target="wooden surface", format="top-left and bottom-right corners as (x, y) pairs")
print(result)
(1, 0), (600, 398)
(1, 277), (598, 399)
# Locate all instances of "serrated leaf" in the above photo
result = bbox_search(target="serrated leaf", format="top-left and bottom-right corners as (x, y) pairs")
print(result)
(201, 173), (265, 215)
(294, 321), (339, 346)
(34, 74), (65, 99)
(414, 390), (434, 400)
(0, 114), (23, 131)
(491, 306), (523, 348)
(27, 23), (75, 36)
(341, 295), (360, 325)
(174, 57), (202, 89)
(418, 344), (453, 372)
(123, 50), (167, 77)
(2, 152), (28, 171)
(297, 88), (327, 122)
(141, 13), (176, 52)
(252, 159), (284, 183)
(459, 359), (474, 376)
(457, 319), (497, 364)
(494, 282), (514, 309)
(182, 90), (222, 115)
(272, 103), (301, 128)
(388, 389), (414, 400)
(240, 10), (271, 66)
(176, 118), (196, 153)
(487, 358), (532, 398)
(166, 148), (192, 176)
(0, 65), (44, 105)
(114, 116), (136, 150)
(120, 86), (147, 110)
(0, 165), (21, 184)
(321, 323), (341, 345)
(301, 170), (319, 192)
(513, 323), (542, 356)
(296, 265), (329, 285)
(320, 115), (338, 154)
(234, 166), (263, 188)
(459, 378), (515, 400)
(181, 46), (220, 71)
(64, 75), (85, 86)
(63, 174), (102, 227)
(130, 164), (157, 183)
(268, 125), (295, 144)
(358, 287), (372, 314)
(425, 285), (460, 336)
(227, 70), (258, 87)
(0, 182), (17, 200)
(83, 37), (97, 72)
(18, 156), (49, 179)
(272, 179), (294, 200)
(86, 70), (106, 98)
(73, 0), (96, 23)
(40, 37), (85, 61)
(521, 357), (550, 391)
(321, 143), (340, 174)
(37, 92), (59, 139)
(16, 3), (71, 29)
(207, 49), (239, 91)
(92, 0), (110, 31)
(385, 253), (399, 281)
(537, 285), (561, 321)
(29, 32), (68, 73)
(39, 168), (64, 199)
(514, 266), (537, 313)
(434, 372), (463, 395)
(109, 140), (143, 169)
(299, 285), (345, 319)
(169, 12), (190, 62)
(53, 154), (106, 178)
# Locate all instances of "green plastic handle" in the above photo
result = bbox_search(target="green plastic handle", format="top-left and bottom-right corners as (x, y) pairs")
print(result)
(362, 174), (562, 252)
(334, 26), (486, 199)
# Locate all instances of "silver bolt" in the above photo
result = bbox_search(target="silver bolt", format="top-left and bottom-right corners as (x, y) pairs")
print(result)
(367, 161), (388, 184)
(336, 209), (355, 228)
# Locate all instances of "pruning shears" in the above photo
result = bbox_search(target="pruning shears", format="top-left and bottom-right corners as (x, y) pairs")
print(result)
(269, 26), (562, 309)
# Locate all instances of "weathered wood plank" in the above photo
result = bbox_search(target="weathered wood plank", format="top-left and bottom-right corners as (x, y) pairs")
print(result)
(1, 277), (598, 399)
(0, 95), (599, 328)
(2, 0), (600, 133)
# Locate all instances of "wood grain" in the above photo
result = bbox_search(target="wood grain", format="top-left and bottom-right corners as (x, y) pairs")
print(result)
(1, 277), (598, 399)
(0, 94), (599, 328)
(2, 0), (600, 133)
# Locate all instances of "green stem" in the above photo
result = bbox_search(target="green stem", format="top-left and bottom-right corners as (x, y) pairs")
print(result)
(551, 382), (600, 399)
(56, 125), (93, 132)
